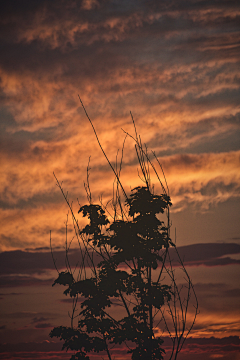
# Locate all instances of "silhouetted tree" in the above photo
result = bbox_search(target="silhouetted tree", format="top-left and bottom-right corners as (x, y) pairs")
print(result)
(50, 100), (198, 360)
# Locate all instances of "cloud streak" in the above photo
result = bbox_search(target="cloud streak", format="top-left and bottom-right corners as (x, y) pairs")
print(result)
(0, 242), (239, 281)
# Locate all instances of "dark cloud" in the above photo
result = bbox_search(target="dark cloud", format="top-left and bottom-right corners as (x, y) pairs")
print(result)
(194, 282), (240, 299)
(163, 335), (240, 347)
(0, 248), (101, 276)
(0, 0), (238, 76)
(2, 311), (39, 319)
(169, 242), (240, 267)
(153, 128), (240, 157)
(0, 292), (22, 296)
(148, 111), (240, 157)
(34, 322), (53, 329)
(32, 316), (50, 323)
(59, 295), (86, 304)
(0, 191), (65, 210)
(0, 340), (62, 353)
(0, 243), (239, 289)
(186, 129), (240, 155)
(0, 250), (54, 274)
(0, 235), (32, 252)
(181, 336), (240, 354)
(30, 316), (54, 330)
(0, 122), (69, 158)
(1, 311), (57, 320)
(188, 282), (240, 317)
(0, 275), (54, 288)
(231, 237), (240, 241)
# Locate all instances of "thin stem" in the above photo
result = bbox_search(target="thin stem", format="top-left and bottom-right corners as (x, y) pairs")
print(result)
(78, 95), (129, 202)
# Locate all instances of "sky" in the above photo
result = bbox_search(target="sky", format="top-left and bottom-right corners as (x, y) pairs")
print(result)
(0, 0), (240, 359)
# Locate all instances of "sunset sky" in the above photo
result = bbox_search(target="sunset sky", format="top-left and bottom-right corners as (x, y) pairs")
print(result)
(0, 0), (240, 359)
